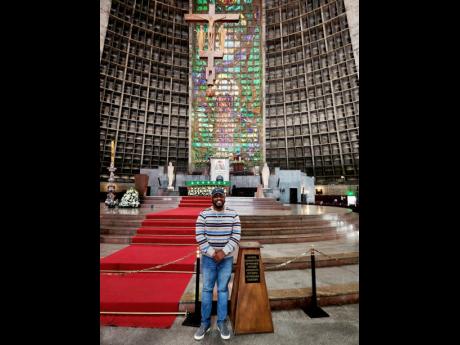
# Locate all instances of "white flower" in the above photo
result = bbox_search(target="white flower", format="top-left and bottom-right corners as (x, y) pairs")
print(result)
(119, 187), (140, 208)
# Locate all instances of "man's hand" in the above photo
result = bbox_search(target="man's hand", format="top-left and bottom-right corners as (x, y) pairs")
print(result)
(213, 250), (226, 263)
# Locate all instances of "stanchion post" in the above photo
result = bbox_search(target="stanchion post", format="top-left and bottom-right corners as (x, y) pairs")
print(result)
(311, 247), (318, 309)
(302, 246), (329, 318)
(194, 248), (201, 317)
(182, 247), (202, 327)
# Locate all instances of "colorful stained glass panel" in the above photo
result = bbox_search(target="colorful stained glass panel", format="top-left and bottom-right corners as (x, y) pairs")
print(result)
(190, 0), (263, 170)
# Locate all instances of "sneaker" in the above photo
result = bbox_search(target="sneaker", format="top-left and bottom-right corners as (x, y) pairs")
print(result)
(217, 321), (231, 340)
(194, 324), (211, 341)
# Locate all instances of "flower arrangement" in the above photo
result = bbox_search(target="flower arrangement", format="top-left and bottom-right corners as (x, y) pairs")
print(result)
(118, 187), (140, 208)
(188, 186), (214, 196)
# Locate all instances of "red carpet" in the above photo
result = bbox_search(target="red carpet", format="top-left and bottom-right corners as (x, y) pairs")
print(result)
(101, 314), (177, 329)
(179, 202), (212, 207)
(135, 206), (204, 245)
(141, 219), (197, 227)
(178, 196), (212, 208)
(145, 207), (205, 219)
(100, 272), (192, 328)
(137, 227), (195, 235)
(101, 198), (209, 328)
(101, 273), (193, 312)
(100, 244), (196, 271)
(181, 196), (211, 201)
(131, 235), (196, 245)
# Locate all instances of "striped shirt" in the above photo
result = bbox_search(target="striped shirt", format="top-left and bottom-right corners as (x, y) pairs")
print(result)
(195, 207), (241, 258)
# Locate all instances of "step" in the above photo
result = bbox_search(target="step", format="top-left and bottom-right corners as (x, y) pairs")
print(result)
(180, 199), (211, 202)
(242, 231), (348, 244)
(241, 225), (345, 236)
(101, 228), (138, 236)
(240, 212), (355, 221)
(178, 265), (359, 312)
(241, 219), (359, 229)
(131, 235), (196, 245)
(240, 221), (352, 229)
(141, 200), (181, 205)
(141, 219), (197, 227)
(262, 252), (359, 270)
(145, 213), (199, 220)
(100, 234), (132, 244)
(181, 197), (211, 200)
(100, 219), (144, 227)
(178, 203), (211, 207)
(142, 197), (181, 201)
(136, 227), (195, 236)
(239, 216), (357, 227)
(140, 205), (180, 210)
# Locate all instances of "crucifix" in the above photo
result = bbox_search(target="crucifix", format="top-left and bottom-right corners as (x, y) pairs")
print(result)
(185, 3), (240, 85)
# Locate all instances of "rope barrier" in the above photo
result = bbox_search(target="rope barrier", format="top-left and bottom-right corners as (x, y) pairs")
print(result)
(100, 250), (197, 276)
(264, 251), (310, 270)
(101, 270), (195, 274)
(100, 311), (187, 315)
(131, 243), (196, 246)
(312, 248), (359, 275)
(263, 247), (358, 274)
(100, 247), (357, 275)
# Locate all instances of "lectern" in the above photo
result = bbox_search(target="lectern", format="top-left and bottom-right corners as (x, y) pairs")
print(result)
(230, 241), (274, 335)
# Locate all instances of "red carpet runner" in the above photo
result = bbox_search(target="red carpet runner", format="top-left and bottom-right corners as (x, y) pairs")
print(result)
(100, 196), (212, 328)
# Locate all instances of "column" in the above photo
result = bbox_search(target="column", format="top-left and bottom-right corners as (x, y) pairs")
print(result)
(100, 0), (112, 61)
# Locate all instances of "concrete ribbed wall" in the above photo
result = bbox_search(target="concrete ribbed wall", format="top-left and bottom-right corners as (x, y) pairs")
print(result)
(343, 0), (359, 76)
(100, 0), (112, 61)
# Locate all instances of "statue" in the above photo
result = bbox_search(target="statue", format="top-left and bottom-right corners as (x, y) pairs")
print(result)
(167, 162), (175, 190)
(261, 163), (270, 189)
(218, 25), (226, 51)
(197, 25), (205, 51)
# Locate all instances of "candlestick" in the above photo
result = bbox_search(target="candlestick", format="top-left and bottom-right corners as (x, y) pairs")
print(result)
(111, 140), (115, 164)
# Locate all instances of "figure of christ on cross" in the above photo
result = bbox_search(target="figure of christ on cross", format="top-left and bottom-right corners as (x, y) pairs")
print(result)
(185, 4), (240, 85)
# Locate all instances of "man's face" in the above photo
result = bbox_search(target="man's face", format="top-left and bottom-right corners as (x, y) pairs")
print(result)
(212, 193), (225, 209)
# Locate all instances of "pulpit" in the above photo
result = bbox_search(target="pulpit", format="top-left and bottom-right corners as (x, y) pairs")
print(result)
(134, 174), (149, 197)
(230, 241), (273, 335)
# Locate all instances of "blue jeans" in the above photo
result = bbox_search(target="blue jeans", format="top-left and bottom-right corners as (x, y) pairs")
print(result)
(200, 254), (233, 327)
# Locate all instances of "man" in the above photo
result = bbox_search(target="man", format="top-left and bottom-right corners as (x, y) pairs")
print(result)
(194, 187), (241, 341)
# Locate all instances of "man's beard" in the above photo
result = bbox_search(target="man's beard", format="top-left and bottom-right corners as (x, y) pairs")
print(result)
(212, 199), (224, 210)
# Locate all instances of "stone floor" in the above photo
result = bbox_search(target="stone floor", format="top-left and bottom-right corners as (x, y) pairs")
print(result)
(100, 304), (359, 345)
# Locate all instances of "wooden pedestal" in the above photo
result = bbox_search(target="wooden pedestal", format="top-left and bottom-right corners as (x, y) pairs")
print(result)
(134, 174), (149, 196)
(230, 241), (274, 335)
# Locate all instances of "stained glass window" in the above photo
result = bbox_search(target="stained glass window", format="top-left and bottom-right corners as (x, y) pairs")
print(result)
(190, 0), (263, 170)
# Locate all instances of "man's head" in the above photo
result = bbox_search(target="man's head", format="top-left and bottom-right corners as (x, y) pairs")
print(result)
(211, 187), (225, 210)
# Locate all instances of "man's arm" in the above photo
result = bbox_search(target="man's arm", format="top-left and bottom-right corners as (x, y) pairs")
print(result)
(222, 213), (241, 256)
(196, 212), (216, 257)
